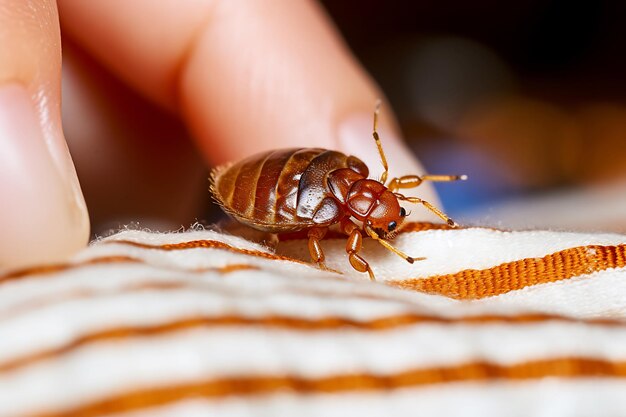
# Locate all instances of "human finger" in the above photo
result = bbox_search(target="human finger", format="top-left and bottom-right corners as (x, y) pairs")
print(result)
(59, 0), (441, 217)
(61, 43), (208, 235)
(0, 0), (89, 269)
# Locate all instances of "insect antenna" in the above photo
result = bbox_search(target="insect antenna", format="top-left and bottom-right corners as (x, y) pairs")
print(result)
(372, 100), (390, 184)
(365, 226), (425, 264)
(394, 193), (459, 227)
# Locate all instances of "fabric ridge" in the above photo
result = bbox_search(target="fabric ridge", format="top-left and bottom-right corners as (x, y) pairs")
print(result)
(1, 222), (626, 417)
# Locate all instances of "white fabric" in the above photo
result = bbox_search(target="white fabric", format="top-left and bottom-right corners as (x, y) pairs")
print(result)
(1, 225), (625, 417)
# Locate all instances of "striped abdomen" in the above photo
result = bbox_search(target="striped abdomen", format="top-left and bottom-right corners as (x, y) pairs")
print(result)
(210, 148), (369, 233)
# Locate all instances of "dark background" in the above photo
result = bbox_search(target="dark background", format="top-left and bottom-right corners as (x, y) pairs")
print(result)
(320, 0), (626, 216)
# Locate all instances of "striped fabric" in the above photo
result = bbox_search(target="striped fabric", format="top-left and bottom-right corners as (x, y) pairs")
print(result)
(1, 223), (626, 417)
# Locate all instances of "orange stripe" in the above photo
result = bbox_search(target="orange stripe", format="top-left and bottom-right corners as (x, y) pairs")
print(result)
(0, 264), (258, 321)
(106, 239), (306, 264)
(0, 222), (471, 281)
(31, 357), (626, 417)
(0, 255), (256, 285)
(0, 222), (482, 281)
(0, 265), (258, 320)
(0, 256), (143, 285)
(212, 264), (258, 274)
(392, 244), (626, 299)
(279, 221), (457, 240)
(2, 312), (623, 374)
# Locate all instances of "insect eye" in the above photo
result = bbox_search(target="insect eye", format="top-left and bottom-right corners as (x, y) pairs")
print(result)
(400, 207), (407, 217)
(388, 221), (397, 231)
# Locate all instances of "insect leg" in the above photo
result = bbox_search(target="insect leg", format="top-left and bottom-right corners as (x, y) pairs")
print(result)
(387, 174), (467, 192)
(364, 225), (425, 264)
(372, 100), (390, 185)
(307, 227), (328, 270)
(394, 193), (459, 227)
(341, 218), (376, 281)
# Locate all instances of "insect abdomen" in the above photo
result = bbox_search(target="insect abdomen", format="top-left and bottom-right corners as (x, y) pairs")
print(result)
(211, 148), (369, 232)
(211, 148), (321, 230)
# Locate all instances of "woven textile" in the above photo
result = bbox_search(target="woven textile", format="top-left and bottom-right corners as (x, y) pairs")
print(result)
(1, 223), (626, 416)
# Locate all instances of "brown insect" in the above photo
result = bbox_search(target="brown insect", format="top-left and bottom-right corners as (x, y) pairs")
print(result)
(210, 103), (466, 280)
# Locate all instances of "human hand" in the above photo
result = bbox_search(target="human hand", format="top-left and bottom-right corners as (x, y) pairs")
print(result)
(0, 0), (437, 269)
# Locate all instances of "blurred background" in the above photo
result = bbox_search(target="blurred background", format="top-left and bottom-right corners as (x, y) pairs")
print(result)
(321, 0), (626, 232)
(63, 1), (626, 236)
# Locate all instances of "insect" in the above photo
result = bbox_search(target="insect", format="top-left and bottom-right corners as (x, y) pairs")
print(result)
(210, 102), (466, 280)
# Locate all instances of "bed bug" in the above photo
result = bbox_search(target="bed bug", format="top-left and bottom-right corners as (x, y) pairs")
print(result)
(210, 102), (466, 280)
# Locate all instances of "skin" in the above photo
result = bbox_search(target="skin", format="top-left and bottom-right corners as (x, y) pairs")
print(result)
(0, 0), (439, 269)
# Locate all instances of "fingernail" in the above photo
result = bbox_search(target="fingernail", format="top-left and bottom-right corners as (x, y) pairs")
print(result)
(337, 112), (442, 221)
(0, 83), (89, 269)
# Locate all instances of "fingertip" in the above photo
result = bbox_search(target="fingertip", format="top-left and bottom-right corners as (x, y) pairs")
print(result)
(0, 84), (89, 270)
(0, 1), (89, 269)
